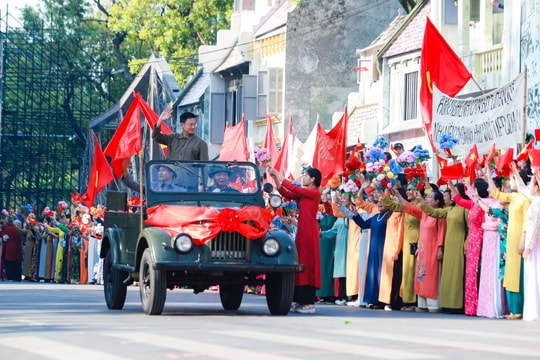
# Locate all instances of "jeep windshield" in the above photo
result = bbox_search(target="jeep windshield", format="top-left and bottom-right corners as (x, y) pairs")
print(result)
(146, 160), (261, 195)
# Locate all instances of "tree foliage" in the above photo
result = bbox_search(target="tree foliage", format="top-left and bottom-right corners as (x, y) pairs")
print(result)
(106, 0), (234, 85)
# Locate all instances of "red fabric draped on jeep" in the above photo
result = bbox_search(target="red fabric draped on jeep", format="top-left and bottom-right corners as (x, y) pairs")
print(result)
(145, 205), (272, 245)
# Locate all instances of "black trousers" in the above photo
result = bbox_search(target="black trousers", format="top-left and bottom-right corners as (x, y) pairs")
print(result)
(294, 285), (316, 305)
(4, 260), (22, 281)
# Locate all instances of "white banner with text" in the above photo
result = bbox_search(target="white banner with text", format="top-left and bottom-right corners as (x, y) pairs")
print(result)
(432, 71), (526, 157)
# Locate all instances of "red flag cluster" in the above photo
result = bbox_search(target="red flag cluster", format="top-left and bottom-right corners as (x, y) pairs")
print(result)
(82, 92), (173, 207)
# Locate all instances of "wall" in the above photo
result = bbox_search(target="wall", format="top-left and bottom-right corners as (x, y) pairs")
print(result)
(284, 0), (399, 141)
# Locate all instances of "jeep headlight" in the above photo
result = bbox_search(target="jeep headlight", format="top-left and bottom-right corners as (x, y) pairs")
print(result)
(173, 233), (193, 253)
(262, 237), (280, 257)
(268, 194), (282, 208)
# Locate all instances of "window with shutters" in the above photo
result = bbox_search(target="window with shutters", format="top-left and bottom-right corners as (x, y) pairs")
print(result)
(403, 71), (418, 121)
(470, 0), (480, 22)
(268, 68), (283, 115)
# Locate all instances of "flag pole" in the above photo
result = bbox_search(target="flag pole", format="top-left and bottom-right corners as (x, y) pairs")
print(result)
(139, 111), (147, 231)
(470, 77), (485, 95)
(522, 66), (528, 146)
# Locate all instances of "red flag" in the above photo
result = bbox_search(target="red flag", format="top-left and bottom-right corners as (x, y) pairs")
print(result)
(435, 153), (448, 169)
(274, 115), (293, 175)
(495, 147), (514, 177)
(82, 132), (115, 207)
(517, 140), (533, 162)
(535, 129), (540, 142)
(263, 115), (279, 167)
(440, 162), (464, 181)
(530, 148), (540, 168)
(313, 106), (348, 185)
(464, 145), (480, 182)
(138, 93), (173, 157)
(104, 97), (142, 177)
(485, 143), (497, 164)
(465, 144), (479, 169)
(218, 116), (249, 161)
(420, 18), (472, 150)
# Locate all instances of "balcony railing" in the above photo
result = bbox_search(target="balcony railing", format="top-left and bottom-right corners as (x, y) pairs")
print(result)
(474, 46), (503, 77)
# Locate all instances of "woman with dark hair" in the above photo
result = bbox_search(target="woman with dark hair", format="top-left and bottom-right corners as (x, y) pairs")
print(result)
(480, 163), (530, 319)
(382, 185), (421, 311)
(391, 188), (446, 312)
(468, 177), (504, 318)
(452, 178), (491, 316)
(417, 182), (469, 312)
(268, 166), (322, 314)
(340, 193), (392, 309)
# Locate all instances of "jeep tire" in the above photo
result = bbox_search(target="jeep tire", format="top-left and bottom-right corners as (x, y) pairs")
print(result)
(265, 272), (294, 315)
(139, 248), (167, 315)
(219, 283), (244, 310)
(103, 248), (127, 310)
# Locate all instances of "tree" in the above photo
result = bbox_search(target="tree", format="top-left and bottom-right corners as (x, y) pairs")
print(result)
(0, 0), (126, 209)
(105, 0), (234, 86)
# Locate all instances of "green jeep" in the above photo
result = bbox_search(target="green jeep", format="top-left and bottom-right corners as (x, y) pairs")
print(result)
(100, 160), (302, 315)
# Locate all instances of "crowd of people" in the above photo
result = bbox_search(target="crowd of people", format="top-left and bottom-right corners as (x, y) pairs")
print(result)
(280, 138), (540, 320)
(0, 204), (105, 285)
(2, 103), (539, 322)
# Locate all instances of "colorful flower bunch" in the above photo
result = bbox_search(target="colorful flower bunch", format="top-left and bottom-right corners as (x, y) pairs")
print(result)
(281, 200), (298, 216)
(372, 136), (389, 150)
(343, 142), (365, 186)
(20, 204), (33, 214)
(327, 174), (341, 189)
(404, 164), (426, 190)
(339, 179), (360, 198)
(439, 133), (459, 160)
(371, 159), (403, 190)
(413, 145), (431, 163)
(396, 150), (425, 190)
(366, 159), (386, 179)
(396, 150), (417, 168)
(253, 146), (272, 168)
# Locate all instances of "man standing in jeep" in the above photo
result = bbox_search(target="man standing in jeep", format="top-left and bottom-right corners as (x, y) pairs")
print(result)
(152, 106), (209, 161)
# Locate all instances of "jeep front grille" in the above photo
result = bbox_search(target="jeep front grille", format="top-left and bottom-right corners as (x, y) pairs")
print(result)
(209, 232), (251, 262)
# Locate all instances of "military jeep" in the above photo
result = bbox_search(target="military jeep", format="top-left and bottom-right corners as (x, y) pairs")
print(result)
(100, 160), (302, 315)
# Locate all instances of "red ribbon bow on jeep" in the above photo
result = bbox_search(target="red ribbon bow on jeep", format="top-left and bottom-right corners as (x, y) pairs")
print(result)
(145, 205), (271, 245)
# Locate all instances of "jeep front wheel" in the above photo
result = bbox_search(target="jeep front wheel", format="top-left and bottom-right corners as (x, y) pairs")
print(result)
(103, 248), (127, 310)
(219, 283), (244, 310)
(265, 272), (294, 315)
(139, 248), (167, 315)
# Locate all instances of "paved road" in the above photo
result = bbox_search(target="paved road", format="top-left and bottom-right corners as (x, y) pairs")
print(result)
(0, 282), (539, 359)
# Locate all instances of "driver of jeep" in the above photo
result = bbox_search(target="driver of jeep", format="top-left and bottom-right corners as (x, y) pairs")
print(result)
(153, 165), (185, 192)
(207, 166), (239, 193)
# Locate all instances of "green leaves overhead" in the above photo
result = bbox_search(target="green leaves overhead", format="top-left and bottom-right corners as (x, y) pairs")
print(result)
(108, 0), (233, 85)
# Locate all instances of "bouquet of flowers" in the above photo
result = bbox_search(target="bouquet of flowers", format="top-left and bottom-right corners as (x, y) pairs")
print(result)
(396, 149), (425, 190)
(343, 142), (365, 186)
(57, 200), (68, 213)
(396, 150), (417, 169)
(404, 164), (426, 190)
(327, 174), (341, 189)
(364, 143), (387, 179)
(253, 146), (272, 169)
(439, 133), (459, 161)
(339, 179), (360, 199)
(372, 136), (389, 150)
(413, 145), (431, 163)
(371, 159), (402, 190)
